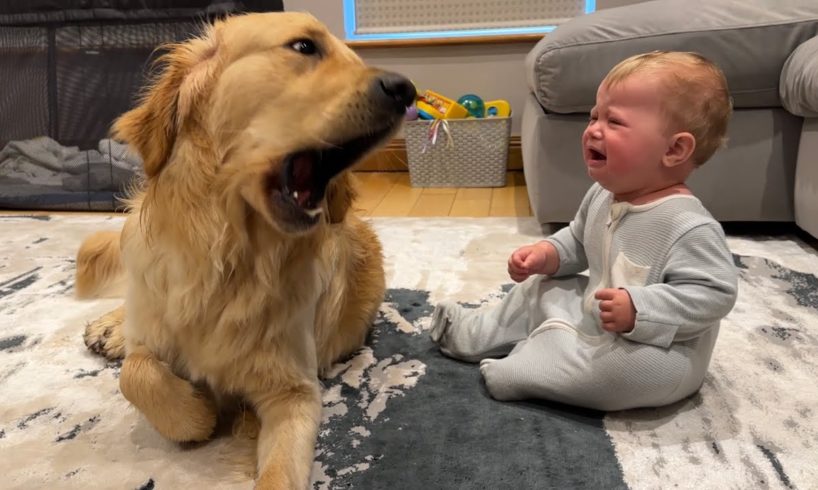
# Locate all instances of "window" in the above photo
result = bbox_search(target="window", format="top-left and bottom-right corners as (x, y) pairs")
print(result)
(343, 0), (595, 41)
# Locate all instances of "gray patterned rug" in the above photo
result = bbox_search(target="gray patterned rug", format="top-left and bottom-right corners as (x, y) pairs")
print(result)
(1, 215), (817, 489)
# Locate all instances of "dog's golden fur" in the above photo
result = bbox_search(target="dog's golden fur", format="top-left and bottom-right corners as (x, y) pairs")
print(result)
(75, 12), (410, 489)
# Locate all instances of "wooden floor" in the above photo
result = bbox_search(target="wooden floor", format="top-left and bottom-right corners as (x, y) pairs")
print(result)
(354, 171), (531, 217)
(0, 171), (532, 218)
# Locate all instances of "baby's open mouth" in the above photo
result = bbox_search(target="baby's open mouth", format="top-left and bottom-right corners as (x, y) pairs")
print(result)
(586, 147), (607, 168)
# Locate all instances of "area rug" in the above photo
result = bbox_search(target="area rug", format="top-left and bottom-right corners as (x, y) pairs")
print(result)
(1, 215), (816, 489)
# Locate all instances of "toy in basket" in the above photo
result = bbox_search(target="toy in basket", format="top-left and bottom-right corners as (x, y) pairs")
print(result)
(416, 90), (469, 119)
(404, 87), (512, 187)
(414, 89), (512, 120)
(455, 94), (512, 118)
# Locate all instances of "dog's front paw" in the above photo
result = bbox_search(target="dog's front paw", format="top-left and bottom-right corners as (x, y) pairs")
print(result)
(83, 306), (126, 360)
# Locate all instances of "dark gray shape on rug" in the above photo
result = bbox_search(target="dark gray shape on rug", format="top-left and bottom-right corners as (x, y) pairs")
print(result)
(316, 288), (626, 489)
(0, 335), (26, 352)
(55, 415), (100, 443)
(0, 269), (40, 300)
(734, 253), (818, 310)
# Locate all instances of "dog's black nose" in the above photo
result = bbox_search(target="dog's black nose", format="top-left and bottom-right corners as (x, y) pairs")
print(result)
(375, 73), (417, 110)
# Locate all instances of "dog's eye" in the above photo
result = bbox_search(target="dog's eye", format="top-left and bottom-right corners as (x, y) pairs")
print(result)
(290, 39), (318, 56)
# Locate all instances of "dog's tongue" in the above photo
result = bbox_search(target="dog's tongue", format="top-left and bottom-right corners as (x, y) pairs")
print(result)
(291, 153), (314, 207)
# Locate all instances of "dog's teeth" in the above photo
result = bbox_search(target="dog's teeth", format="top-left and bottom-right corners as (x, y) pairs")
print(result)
(305, 208), (323, 217)
(293, 191), (299, 200)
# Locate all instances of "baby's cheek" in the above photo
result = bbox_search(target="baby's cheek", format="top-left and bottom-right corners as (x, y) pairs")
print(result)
(605, 159), (632, 176)
(608, 151), (643, 175)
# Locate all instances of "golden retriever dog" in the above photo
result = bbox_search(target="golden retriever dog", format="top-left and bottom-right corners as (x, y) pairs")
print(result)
(74, 12), (414, 489)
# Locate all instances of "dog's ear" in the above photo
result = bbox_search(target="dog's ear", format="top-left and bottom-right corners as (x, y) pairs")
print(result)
(113, 28), (220, 178)
(325, 173), (358, 223)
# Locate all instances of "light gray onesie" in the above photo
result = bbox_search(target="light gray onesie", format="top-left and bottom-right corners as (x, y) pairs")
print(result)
(430, 183), (738, 411)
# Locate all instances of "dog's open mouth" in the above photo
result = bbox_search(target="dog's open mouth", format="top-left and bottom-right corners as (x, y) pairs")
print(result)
(282, 151), (322, 213)
(270, 126), (394, 230)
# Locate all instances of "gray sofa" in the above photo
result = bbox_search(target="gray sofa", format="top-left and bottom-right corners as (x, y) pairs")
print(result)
(521, 0), (818, 238)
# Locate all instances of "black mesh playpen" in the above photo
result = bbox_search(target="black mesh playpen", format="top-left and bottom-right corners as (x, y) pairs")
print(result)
(0, 0), (283, 210)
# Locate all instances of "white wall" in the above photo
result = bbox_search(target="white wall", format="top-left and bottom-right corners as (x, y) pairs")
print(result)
(283, 1), (650, 135)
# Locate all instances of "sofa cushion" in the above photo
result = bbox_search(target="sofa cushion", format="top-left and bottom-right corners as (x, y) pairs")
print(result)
(781, 35), (818, 117)
(526, 0), (818, 114)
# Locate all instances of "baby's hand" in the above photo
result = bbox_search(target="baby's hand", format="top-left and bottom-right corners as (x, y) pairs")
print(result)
(507, 242), (551, 282)
(595, 288), (636, 333)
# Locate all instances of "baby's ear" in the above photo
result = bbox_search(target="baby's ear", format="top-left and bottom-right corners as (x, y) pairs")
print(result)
(663, 132), (696, 168)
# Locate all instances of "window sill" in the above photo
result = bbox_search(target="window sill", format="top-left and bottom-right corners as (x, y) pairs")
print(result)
(346, 33), (544, 49)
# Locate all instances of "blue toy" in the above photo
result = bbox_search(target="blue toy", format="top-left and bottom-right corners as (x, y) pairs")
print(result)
(457, 94), (486, 118)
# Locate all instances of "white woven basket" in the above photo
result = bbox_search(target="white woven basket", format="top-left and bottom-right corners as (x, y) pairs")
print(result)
(405, 117), (511, 187)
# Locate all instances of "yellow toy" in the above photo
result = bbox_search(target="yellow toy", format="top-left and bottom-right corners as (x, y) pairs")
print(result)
(416, 89), (469, 119)
(484, 99), (512, 118)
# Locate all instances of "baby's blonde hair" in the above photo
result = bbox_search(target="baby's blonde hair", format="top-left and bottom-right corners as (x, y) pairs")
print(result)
(603, 51), (732, 166)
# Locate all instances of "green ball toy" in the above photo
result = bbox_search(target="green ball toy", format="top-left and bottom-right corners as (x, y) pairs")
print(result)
(457, 94), (485, 118)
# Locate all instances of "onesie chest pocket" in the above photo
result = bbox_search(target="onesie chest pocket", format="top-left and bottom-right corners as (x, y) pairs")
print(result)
(610, 251), (650, 288)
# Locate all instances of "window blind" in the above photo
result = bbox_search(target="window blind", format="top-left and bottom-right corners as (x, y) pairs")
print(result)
(349, 0), (588, 36)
